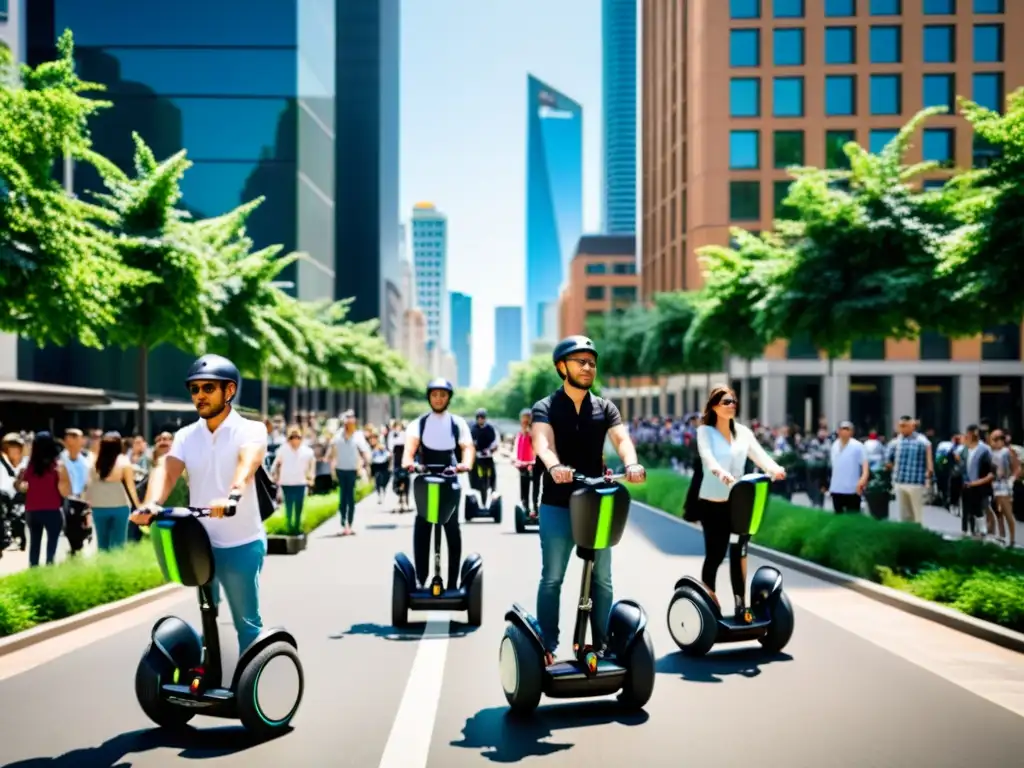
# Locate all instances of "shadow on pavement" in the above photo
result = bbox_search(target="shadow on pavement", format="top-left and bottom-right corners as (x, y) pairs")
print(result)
(5, 724), (289, 766)
(656, 648), (793, 683)
(329, 621), (479, 641)
(363, 523), (399, 530)
(628, 503), (704, 557)
(451, 702), (649, 762)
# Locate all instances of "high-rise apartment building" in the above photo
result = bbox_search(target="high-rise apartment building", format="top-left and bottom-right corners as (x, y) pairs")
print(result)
(525, 75), (583, 349)
(559, 235), (639, 338)
(449, 292), (472, 388)
(411, 203), (449, 354)
(489, 306), (524, 387)
(635, 0), (1023, 435)
(602, 0), (637, 234)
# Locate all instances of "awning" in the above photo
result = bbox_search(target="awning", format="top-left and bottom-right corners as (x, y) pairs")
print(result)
(0, 380), (111, 406)
(71, 398), (196, 413)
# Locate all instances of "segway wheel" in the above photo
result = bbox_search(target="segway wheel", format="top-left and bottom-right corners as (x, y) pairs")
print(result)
(135, 650), (195, 729)
(759, 591), (795, 653)
(667, 587), (717, 656)
(499, 622), (543, 713)
(392, 571), (409, 628)
(236, 641), (304, 737)
(467, 572), (483, 627)
(515, 506), (526, 534)
(492, 500), (502, 525)
(618, 628), (656, 709)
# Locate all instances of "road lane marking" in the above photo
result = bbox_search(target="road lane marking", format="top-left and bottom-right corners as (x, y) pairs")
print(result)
(378, 611), (451, 768)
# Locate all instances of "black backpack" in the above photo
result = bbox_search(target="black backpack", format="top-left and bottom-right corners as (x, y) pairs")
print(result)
(254, 466), (278, 521)
(418, 414), (463, 464)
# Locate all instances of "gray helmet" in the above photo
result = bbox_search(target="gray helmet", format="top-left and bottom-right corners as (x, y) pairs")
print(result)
(519, 408), (532, 419)
(476, 408), (487, 418)
(426, 378), (454, 398)
(185, 354), (241, 402)
(552, 335), (598, 366)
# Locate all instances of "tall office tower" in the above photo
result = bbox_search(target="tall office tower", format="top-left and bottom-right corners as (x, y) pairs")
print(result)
(489, 305), (524, 387)
(411, 203), (449, 354)
(525, 74), (582, 348)
(449, 291), (472, 388)
(602, 0), (637, 234)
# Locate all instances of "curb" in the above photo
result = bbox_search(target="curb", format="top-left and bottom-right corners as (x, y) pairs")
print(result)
(632, 499), (1024, 655)
(0, 583), (184, 659)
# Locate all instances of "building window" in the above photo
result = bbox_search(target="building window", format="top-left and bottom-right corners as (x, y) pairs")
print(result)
(851, 339), (885, 360)
(774, 28), (805, 66)
(973, 0), (1003, 13)
(982, 324), (1021, 361)
(974, 25), (1003, 62)
(773, 77), (804, 117)
(586, 286), (606, 300)
(870, 0), (901, 13)
(973, 135), (1000, 168)
(973, 72), (1004, 112)
(826, 130), (856, 169)
(731, 29), (761, 66)
(773, 0), (805, 18)
(585, 262), (607, 275)
(920, 331), (951, 360)
(922, 73), (955, 111)
(870, 74), (901, 115)
(730, 130), (760, 169)
(923, 25), (955, 63)
(612, 262), (636, 275)
(774, 181), (796, 219)
(774, 130), (805, 167)
(611, 286), (638, 303)
(730, 77), (761, 117)
(825, 75), (857, 116)
(923, 128), (955, 166)
(731, 0), (761, 18)
(922, 180), (947, 191)
(826, 0), (857, 15)
(730, 181), (761, 221)
(870, 26), (902, 63)
(869, 129), (899, 153)
(825, 27), (856, 64)
(787, 332), (819, 359)
(923, 0), (956, 13)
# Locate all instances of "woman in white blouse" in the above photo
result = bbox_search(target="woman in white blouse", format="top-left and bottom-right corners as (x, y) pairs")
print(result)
(695, 386), (786, 623)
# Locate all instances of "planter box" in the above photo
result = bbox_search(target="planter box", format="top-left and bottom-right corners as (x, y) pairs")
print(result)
(267, 534), (307, 555)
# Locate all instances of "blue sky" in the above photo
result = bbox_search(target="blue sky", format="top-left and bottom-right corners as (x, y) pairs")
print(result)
(400, 0), (603, 389)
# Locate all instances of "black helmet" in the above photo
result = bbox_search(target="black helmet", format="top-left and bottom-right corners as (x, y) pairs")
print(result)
(426, 378), (454, 398)
(186, 354), (241, 402)
(552, 335), (598, 365)
(476, 408), (487, 418)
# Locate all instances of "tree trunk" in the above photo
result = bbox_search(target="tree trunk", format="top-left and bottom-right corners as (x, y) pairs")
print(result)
(828, 354), (839, 429)
(746, 356), (754, 422)
(260, 370), (270, 417)
(137, 344), (149, 441)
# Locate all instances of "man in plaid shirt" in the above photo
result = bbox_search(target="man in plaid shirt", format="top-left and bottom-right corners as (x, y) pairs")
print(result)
(886, 416), (934, 524)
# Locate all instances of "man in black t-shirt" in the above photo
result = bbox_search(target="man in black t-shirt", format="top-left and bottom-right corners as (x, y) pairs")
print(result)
(470, 408), (500, 493)
(530, 335), (646, 666)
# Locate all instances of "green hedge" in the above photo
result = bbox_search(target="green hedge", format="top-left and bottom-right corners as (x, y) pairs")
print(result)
(628, 470), (1024, 632)
(263, 482), (372, 535)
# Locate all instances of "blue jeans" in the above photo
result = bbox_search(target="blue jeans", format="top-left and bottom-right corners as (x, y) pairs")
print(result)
(336, 469), (357, 526)
(281, 485), (306, 534)
(210, 538), (267, 653)
(92, 505), (130, 551)
(536, 503), (613, 654)
(27, 509), (62, 567)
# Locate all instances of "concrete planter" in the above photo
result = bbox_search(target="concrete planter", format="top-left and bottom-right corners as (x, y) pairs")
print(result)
(267, 534), (307, 555)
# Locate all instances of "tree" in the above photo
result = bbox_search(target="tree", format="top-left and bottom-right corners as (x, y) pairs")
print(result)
(638, 292), (698, 375)
(592, 304), (651, 377)
(500, 354), (575, 417)
(0, 31), (148, 348)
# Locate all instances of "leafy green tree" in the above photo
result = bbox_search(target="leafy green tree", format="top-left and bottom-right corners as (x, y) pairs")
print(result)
(591, 304), (651, 377)
(638, 292), (697, 375)
(0, 32), (148, 347)
(500, 354), (570, 416)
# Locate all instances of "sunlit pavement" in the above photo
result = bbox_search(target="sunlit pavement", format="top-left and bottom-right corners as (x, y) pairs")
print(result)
(1, 462), (1022, 767)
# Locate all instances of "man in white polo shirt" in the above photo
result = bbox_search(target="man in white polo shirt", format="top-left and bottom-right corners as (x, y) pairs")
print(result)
(828, 420), (870, 514)
(131, 354), (269, 652)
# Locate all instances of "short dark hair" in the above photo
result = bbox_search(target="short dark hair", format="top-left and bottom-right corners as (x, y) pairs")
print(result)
(966, 424), (979, 433)
(898, 415), (914, 422)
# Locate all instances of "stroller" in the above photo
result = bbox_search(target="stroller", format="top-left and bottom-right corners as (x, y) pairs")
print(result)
(1, 492), (26, 555)
(391, 467), (411, 513)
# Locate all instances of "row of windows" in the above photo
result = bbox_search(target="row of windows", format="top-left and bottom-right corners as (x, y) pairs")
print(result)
(584, 262), (637, 275)
(731, 24), (1003, 67)
(730, 71), (1003, 117)
(731, 0), (1004, 18)
(584, 286), (639, 301)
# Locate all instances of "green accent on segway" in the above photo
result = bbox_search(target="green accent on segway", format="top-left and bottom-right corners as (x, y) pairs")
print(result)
(749, 479), (769, 536)
(426, 482), (440, 525)
(173, 668), (180, 684)
(153, 521), (182, 584)
(593, 491), (616, 549)
(252, 660), (292, 726)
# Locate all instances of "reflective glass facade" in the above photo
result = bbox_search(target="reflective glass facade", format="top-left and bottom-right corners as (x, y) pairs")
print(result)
(412, 206), (448, 352)
(525, 75), (582, 347)
(490, 306), (523, 387)
(601, 0), (636, 235)
(449, 292), (472, 388)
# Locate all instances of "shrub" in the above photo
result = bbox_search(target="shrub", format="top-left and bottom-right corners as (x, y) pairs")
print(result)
(263, 481), (372, 536)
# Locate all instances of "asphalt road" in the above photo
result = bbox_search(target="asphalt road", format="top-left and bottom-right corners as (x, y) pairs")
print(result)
(1, 462), (1023, 767)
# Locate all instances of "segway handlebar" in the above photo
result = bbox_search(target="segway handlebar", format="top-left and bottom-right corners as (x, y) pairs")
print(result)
(409, 463), (464, 477)
(150, 494), (240, 518)
(570, 470), (626, 485)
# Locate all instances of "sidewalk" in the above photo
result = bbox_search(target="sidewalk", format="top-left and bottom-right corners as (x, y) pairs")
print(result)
(0, 536), (97, 578)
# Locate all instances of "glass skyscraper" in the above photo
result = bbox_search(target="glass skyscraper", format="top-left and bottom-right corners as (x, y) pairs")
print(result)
(525, 75), (582, 348)
(449, 292), (472, 388)
(411, 204), (448, 354)
(602, 0), (636, 235)
(490, 305), (523, 388)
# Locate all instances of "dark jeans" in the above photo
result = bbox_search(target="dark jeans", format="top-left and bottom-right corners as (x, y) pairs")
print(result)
(413, 515), (462, 588)
(699, 499), (750, 604)
(27, 509), (63, 566)
(336, 469), (357, 526)
(475, 457), (496, 492)
(831, 493), (862, 513)
(962, 485), (987, 534)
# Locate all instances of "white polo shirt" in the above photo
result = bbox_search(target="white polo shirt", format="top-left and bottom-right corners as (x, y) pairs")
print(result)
(169, 408), (268, 549)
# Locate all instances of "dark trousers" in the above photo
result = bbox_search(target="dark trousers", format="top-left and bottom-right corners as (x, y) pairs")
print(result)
(476, 457), (496, 491)
(962, 485), (986, 533)
(336, 469), (357, 526)
(519, 465), (541, 510)
(413, 516), (462, 589)
(831, 493), (862, 513)
(27, 509), (63, 566)
(63, 499), (90, 554)
(700, 499), (750, 603)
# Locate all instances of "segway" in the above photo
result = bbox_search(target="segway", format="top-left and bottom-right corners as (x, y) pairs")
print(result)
(392, 464), (484, 627)
(135, 503), (304, 736)
(499, 471), (656, 713)
(666, 473), (795, 656)
(514, 461), (539, 534)
(392, 467), (412, 513)
(464, 449), (501, 523)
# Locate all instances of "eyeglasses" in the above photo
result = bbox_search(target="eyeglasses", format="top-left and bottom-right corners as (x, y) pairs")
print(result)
(566, 358), (597, 369)
(188, 383), (219, 395)
(717, 398), (737, 406)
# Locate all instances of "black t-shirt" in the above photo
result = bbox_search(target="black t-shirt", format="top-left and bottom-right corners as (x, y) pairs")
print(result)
(471, 423), (497, 453)
(531, 388), (622, 508)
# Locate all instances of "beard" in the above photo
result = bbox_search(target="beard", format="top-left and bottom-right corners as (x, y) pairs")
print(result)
(566, 371), (593, 390)
(199, 401), (228, 420)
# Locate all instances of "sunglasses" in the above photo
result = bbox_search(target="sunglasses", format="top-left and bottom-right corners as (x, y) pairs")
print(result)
(717, 398), (737, 406)
(188, 383), (220, 395)
(566, 358), (597, 369)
